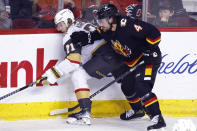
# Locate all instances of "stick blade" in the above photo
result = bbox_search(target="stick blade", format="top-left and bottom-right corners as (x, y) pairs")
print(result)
(50, 108), (68, 115)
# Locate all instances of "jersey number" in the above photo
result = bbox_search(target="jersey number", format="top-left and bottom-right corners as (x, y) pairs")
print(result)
(134, 24), (143, 32)
(65, 43), (76, 55)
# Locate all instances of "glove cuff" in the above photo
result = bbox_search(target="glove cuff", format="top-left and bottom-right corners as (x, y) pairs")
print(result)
(42, 66), (63, 84)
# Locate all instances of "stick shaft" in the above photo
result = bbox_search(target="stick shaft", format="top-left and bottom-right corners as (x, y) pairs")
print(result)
(0, 77), (47, 101)
(50, 61), (144, 115)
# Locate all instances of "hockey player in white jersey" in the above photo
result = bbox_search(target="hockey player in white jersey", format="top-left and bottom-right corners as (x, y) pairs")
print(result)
(41, 9), (122, 125)
(41, 9), (100, 125)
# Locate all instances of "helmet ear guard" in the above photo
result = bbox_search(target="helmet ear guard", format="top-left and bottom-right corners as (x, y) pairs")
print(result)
(54, 9), (75, 26)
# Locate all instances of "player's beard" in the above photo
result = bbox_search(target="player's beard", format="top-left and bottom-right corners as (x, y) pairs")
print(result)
(100, 25), (110, 32)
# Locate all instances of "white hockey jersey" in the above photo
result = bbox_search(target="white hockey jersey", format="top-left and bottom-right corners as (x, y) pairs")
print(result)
(42, 21), (105, 84)
(62, 21), (104, 64)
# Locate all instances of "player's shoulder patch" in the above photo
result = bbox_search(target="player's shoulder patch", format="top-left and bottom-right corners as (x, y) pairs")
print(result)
(120, 18), (127, 27)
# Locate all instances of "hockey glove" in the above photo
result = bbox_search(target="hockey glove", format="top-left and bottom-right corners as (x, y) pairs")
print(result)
(41, 66), (63, 85)
(142, 49), (160, 64)
(70, 31), (92, 48)
(41, 78), (50, 85)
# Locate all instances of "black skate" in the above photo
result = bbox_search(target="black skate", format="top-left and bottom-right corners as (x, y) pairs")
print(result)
(66, 108), (91, 125)
(120, 109), (145, 120)
(147, 114), (166, 130)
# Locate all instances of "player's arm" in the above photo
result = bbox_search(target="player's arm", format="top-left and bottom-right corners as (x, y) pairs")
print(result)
(120, 19), (161, 66)
(131, 20), (161, 49)
(42, 36), (82, 85)
(143, 21), (161, 48)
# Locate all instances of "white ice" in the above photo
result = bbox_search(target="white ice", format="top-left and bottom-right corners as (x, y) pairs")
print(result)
(0, 117), (197, 131)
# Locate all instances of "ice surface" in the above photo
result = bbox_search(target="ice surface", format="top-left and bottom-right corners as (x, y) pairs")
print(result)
(0, 117), (196, 131)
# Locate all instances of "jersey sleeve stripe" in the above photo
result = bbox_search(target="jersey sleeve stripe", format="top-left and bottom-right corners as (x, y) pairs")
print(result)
(124, 53), (143, 67)
(67, 59), (81, 64)
(75, 88), (90, 93)
(146, 36), (161, 45)
(97, 28), (101, 34)
(66, 53), (81, 64)
(50, 66), (62, 79)
(91, 41), (107, 56)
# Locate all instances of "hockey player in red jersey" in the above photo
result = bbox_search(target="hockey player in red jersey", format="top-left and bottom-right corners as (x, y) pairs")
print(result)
(70, 3), (166, 130)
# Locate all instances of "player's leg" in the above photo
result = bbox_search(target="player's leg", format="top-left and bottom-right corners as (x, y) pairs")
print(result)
(66, 67), (92, 125)
(66, 50), (123, 125)
(66, 43), (123, 125)
(136, 63), (166, 130)
(83, 48), (123, 79)
(116, 65), (145, 120)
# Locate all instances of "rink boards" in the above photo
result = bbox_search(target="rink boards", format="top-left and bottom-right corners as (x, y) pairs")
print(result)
(0, 32), (196, 120)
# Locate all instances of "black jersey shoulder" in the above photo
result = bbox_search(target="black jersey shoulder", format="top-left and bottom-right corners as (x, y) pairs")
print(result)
(116, 15), (161, 45)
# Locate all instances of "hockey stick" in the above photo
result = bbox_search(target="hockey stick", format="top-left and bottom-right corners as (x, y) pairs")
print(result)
(0, 77), (47, 101)
(50, 61), (144, 115)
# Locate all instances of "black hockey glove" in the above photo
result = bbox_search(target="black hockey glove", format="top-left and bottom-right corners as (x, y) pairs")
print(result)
(142, 50), (153, 64)
(70, 31), (92, 48)
(142, 49), (160, 64)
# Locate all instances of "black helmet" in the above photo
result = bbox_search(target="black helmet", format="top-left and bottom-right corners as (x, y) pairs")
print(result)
(97, 3), (118, 19)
